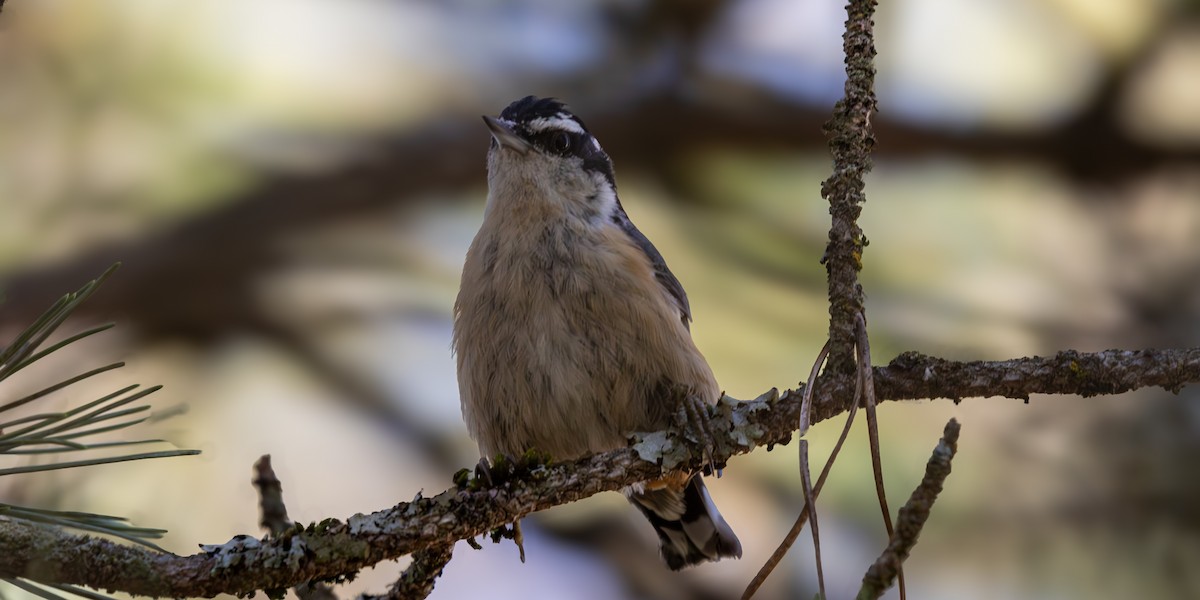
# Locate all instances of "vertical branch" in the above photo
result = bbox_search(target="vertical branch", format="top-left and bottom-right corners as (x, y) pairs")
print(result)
(822, 0), (879, 375)
(253, 456), (292, 534)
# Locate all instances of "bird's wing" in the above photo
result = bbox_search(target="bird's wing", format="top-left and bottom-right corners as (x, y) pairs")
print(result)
(611, 203), (693, 329)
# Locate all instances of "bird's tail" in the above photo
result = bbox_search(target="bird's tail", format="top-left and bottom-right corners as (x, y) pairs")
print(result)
(628, 472), (742, 570)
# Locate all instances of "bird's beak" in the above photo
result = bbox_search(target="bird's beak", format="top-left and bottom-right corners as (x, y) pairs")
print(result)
(483, 115), (532, 155)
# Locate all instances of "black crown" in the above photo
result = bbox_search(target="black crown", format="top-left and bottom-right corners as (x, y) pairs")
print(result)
(499, 96), (587, 131)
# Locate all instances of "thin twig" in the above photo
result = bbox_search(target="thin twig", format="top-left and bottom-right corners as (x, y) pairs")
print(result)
(855, 419), (961, 600)
(360, 545), (454, 600)
(252, 456), (291, 535)
(857, 312), (903, 599)
(252, 456), (337, 600)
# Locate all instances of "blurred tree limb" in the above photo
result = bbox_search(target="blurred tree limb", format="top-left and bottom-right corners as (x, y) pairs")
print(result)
(2, 347), (1198, 598)
(2, 2), (1199, 342)
(3, 67), (1200, 340)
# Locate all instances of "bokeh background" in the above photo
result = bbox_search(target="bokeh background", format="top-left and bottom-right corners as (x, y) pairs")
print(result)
(2, 0), (1200, 598)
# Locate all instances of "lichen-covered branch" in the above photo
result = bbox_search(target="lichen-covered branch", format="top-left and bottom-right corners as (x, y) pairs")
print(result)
(1, 347), (1198, 598)
(361, 545), (454, 600)
(856, 419), (960, 600)
(822, 0), (878, 375)
(809, 348), (1200, 445)
(252, 455), (337, 600)
(0, 447), (669, 598)
(873, 347), (1196, 401)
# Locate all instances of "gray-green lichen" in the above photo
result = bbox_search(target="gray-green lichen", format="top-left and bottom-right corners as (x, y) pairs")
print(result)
(630, 430), (690, 470)
(347, 512), (389, 536)
(726, 388), (776, 447)
(201, 535), (262, 571)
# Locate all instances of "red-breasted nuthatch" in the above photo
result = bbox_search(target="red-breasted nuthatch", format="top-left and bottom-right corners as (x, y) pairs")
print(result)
(453, 96), (741, 569)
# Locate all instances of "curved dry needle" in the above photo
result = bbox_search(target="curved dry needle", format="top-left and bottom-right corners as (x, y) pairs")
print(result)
(798, 342), (828, 600)
(856, 312), (904, 600)
(744, 340), (849, 600)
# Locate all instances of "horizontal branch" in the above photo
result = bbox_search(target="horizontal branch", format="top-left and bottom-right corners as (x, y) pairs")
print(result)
(2, 347), (1198, 597)
(873, 347), (1196, 399)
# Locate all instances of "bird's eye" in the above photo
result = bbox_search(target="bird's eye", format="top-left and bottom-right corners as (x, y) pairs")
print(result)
(552, 132), (571, 153)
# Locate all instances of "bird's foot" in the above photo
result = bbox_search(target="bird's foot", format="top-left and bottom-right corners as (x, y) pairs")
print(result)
(674, 389), (720, 476)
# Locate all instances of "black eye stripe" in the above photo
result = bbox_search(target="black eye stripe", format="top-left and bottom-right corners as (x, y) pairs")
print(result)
(530, 130), (589, 157)
(514, 125), (616, 188)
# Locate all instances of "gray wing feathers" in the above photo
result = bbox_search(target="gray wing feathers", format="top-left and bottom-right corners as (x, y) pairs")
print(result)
(611, 205), (693, 328)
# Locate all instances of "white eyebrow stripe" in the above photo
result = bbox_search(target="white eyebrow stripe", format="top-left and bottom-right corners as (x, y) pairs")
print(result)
(526, 115), (586, 135)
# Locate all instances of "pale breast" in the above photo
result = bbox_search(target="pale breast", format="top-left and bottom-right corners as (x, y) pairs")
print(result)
(454, 214), (718, 461)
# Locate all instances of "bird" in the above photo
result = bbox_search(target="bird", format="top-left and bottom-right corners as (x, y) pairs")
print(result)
(453, 96), (741, 570)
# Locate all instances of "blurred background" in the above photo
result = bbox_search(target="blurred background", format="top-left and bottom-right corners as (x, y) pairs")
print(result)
(2, 0), (1200, 598)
